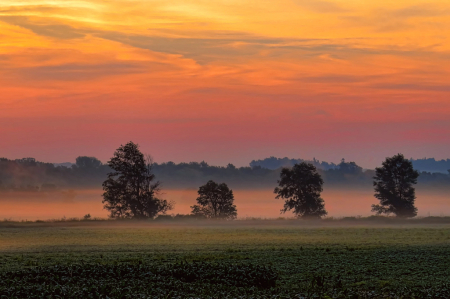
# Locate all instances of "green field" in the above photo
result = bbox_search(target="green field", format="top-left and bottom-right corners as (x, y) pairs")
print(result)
(1, 221), (450, 298)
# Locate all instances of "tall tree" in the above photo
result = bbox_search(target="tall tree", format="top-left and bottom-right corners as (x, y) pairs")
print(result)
(191, 180), (237, 219)
(372, 154), (419, 218)
(102, 142), (172, 219)
(274, 162), (327, 219)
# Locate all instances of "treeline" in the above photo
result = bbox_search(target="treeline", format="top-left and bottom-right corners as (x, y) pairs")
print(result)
(0, 156), (450, 191)
(252, 156), (450, 173)
(250, 157), (338, 170)
(411, 158), (450, 173)
(100, 143), (426, 219)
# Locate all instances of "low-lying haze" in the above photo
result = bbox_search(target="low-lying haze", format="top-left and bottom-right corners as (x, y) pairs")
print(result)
(1, 188), (449, 221)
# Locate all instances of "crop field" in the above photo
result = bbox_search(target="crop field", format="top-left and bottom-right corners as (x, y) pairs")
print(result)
(1, 221), (450, 298)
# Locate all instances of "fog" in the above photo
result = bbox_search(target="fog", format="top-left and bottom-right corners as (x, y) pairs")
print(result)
(0, 188), (449, 221)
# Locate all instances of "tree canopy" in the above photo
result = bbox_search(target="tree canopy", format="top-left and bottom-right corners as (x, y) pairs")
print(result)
(75, 156), (102, 169)
(102, 142), (172, 219)
(372, 154), (419, 218)
(191, 180), (237, 219)
(337, 159), (363, 175)
(274, 162), (327, 219)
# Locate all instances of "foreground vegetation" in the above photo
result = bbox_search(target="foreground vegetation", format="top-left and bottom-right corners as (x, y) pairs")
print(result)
(1, 222), (450, 298)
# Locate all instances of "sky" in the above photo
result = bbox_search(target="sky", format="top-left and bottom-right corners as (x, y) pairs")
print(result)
(0, 0), (449, 168)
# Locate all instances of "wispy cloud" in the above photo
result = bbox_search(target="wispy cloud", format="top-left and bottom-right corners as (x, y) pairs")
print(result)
(12, 62), (147, 81)
(0, 16), (86, 39)
(393, 5), (450, 18)
(294, 0), (349, 13)
(371, 83), (450, 92)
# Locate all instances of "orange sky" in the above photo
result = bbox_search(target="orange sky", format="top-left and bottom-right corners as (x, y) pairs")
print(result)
(0, 0), (449, 167)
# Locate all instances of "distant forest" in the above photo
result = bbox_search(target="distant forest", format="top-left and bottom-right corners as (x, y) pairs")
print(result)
(0, 156), (449, 191)
(251, 157), (450, 173)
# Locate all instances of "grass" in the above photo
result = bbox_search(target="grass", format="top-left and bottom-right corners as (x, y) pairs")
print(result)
(1, 221), (450, 298)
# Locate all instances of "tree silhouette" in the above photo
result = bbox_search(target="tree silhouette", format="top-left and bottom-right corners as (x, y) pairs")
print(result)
(75, 156), (102, 169)
(274, 162), (327, 219)
(371, 154), (419, 218)
(102, 142), (172, 219)
(190, 180), (237, 219)
(338, 159), (363, 174)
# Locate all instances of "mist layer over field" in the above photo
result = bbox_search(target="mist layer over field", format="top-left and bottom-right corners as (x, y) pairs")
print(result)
(1, 188), (449, 221)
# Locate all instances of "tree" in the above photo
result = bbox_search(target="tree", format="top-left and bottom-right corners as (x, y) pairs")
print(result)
(75, 156), (102, 169)
(190, 180), (237, 219)
(102, 142), (172, 219)
(338, 159), (363, 175)
(371, 154), (419, 218)
(274, 162), (327, 219)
